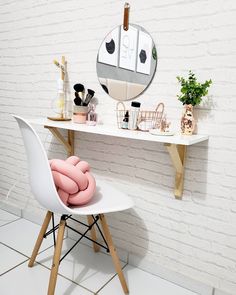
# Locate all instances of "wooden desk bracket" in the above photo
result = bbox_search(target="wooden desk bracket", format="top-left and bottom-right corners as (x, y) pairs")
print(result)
(164, 143), (186, 199)
(45, 126), (74, 157)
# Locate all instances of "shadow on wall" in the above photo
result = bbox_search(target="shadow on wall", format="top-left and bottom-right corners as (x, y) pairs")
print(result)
(65, 208), (149, 265)
(46, 135), (149, 263)
(36, 210), (148, 295)
(76, 135), (209, 201)
(186, 140), (209, 201)
(194, 95), (216, 134)
(45, 129), (209, 274)
(46, 132), (210, 214)
(47, 130), (69, 160)
(54, 212), (147, 295)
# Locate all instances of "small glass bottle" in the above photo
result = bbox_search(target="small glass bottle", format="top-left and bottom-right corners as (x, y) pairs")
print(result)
(86, 104), (97, 126)
(128, 102), (141, 130)
(122, 111), (129, 129)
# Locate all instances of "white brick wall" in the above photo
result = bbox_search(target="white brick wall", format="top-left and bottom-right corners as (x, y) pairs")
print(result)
(1, 0), (236, 294)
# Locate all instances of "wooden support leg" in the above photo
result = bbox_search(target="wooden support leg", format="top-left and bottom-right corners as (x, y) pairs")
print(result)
(68, 130), (74, 156)
(99, 214), (129, 294)
(87, 215), (100, 252)
(48, 216), (66, 295)
(165, 144), (186, 199)
(28, 211), (52, 267)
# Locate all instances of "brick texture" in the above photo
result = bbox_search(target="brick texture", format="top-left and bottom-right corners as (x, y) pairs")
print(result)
(0, 0), (236, 294)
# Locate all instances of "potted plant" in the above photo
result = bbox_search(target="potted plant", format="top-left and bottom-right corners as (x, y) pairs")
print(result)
(177, 71), (212, 135)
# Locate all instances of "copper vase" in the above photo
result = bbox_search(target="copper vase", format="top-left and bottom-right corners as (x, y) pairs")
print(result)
(181, 104), (195, 135)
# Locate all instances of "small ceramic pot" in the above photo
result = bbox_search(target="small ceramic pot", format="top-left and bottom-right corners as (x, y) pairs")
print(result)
(73, 106), (88, 124)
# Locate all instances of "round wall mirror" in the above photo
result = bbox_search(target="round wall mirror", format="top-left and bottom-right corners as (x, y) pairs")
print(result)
(96, 24), (157, 101)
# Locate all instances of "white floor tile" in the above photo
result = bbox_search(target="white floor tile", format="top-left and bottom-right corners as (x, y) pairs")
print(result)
(0, 209), (20, 227)
(0, 218), (54, 256)
(98, 265), (199, 295)
(0, 244), (27, 275)
(0, 261), (93, 295)
(37, 238), (126, 293)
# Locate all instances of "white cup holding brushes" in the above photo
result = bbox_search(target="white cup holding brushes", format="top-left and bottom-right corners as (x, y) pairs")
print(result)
(73, 83), (95, 123)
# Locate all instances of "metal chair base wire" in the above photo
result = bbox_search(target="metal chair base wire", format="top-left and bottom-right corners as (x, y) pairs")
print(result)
(43, 213), (109, 264)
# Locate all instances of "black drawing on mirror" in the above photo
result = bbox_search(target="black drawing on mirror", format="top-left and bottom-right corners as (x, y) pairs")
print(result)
(139, 49), (147, 63)
(101, 84), (109, 94)
(105, 39), (115, 54)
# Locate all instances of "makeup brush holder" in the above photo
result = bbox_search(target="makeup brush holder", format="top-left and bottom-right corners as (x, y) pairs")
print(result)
(73, 106), (88, 124)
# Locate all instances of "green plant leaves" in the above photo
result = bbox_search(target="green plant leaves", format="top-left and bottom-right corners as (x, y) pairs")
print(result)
(176, 71), (212, 106)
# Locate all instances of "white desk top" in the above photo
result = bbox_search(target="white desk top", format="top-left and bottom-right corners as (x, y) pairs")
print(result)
(27, 117), (209, 146)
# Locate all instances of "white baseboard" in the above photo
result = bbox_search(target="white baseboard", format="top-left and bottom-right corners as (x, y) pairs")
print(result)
(0, 201), (22, 217)
(214, 289), (232, 295)
(128, 253), (213, 295)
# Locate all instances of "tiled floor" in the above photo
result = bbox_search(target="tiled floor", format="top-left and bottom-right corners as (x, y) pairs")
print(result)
(0, 209), (199, 295)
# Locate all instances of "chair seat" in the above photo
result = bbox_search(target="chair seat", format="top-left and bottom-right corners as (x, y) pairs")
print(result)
(64, 178), (134, 216)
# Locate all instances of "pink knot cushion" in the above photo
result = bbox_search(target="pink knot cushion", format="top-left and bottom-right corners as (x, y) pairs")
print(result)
(49, 156), (96, 206)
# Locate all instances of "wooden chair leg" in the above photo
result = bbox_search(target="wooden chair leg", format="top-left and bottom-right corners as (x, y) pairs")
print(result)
(99, 214), (129, 294)
(28, 211), (52, 267)
(47, 216), (66, 295)
(48, 217), (66, 295)
(87, 215), (100, 252)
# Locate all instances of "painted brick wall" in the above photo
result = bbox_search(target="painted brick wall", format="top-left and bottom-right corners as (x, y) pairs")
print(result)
(1, 0), (236, 293)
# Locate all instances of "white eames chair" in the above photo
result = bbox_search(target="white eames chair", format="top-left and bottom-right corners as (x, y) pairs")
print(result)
(14, 116), (134, 295)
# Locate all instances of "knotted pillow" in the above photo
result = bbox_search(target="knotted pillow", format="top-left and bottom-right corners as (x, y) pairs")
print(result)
(49, 156), (96, 206)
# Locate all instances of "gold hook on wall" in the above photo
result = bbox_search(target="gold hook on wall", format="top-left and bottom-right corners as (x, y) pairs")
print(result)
(123, 2), (130, 31)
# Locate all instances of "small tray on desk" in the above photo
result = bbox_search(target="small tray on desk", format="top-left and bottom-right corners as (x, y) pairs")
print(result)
(149, 129), (175, 136)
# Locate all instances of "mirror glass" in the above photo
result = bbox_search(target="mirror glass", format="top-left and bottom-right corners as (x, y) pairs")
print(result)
(96, 24), (157, 101)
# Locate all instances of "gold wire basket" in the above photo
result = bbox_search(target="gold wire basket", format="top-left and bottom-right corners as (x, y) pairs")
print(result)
(116, 102), (165, 131)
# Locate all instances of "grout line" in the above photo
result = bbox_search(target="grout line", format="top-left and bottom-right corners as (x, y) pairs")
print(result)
(0, 240), (94, 294)
(0, 235), (60, 260)
(0, 258), (29, 277)
(35, 238), (127, 294)
(35, 260), (95, 294)
(0, 225), (126, 295)
(0, 217), (22, 228)
(0, 242), (30, 259)
(94, 263), (128, 294)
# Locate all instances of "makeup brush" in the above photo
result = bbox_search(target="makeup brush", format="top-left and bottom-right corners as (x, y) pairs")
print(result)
(84, 89), (95, 106)
(73, 83), (84, 93)
(74, 91), (82, 106)
(73, 84), (85, 103)
(88, 89), (95, 97)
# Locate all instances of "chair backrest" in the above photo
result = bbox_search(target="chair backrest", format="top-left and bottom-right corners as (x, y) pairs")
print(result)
(13, 116), (68, 214)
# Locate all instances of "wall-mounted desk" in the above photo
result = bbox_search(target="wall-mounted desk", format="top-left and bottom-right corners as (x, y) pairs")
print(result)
(28, 118), (209, 200)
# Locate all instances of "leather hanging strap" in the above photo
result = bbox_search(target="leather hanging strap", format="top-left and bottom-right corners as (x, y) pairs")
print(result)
(123, 2), (130, 31)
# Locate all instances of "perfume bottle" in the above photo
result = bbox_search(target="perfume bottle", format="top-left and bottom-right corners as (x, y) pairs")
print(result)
(122, 111), (129, 129)
(86, 104), (97, 126)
